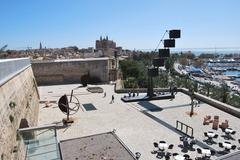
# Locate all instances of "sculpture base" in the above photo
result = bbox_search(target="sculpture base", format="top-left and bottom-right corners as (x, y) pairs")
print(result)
(121, 93), (174, 103)
(62, 117), (74, 124)
(185, 111), (198, 117)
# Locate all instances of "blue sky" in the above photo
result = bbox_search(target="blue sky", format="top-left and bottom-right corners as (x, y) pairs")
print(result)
(1, 0), (240, 50)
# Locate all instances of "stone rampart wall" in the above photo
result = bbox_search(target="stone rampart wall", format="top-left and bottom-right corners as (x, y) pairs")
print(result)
(0, 66), (39, 160)
(31, 59), (109, 85)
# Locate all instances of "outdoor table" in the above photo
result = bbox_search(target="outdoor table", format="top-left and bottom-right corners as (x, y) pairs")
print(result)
(207, 131), (215, 138)
(173, 155), (185, 160)
(159, 142), (168, 150)
(223, 141), (232, 150)
(201, 148), (211, 157)
(225, 128), (234, 134)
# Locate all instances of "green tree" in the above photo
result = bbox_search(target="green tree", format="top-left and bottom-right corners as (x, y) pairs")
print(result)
(124, 77), (138, 88)
(193, 82), (198, 92)
(227, 94), (240, 108)
(179, 57), (188, 67)
(165, 57), (174, 72)
(119, 60), (140, 79)
(203, 83), (212, 97)
(221, 83), (229, 103)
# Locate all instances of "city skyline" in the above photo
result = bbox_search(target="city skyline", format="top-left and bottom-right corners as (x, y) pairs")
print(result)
(1, 0), (240, 50)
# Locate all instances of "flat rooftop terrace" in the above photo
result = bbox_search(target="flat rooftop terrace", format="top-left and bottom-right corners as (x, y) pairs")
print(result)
(38, 84), (240, 160)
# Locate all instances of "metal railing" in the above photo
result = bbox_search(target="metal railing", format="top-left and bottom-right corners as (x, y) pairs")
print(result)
(176, 120), (194, 138)
(0, 58), (31, 86)
(18, 124), (58, 136)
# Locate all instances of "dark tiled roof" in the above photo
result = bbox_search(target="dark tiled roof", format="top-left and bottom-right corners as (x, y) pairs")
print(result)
(60, 132), (136, 160)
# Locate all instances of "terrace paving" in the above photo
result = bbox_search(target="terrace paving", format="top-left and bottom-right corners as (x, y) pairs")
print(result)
(38, 84), (240, 160)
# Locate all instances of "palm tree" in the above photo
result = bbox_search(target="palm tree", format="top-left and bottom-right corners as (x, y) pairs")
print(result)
(203, 82), (212, 97)
(189, 88), (195, 117)
(220, 82), (229, 103)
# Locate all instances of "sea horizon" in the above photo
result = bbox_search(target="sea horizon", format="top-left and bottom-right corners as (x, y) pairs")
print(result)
(136, 47), (240, 56)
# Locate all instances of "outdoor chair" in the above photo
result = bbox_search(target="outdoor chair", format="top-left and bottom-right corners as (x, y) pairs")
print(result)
(203, 117), (208, 125)
(183, 140), (189, 148)
(219, 120), (229, 131)
(204, 132), (208, 137)
(189, 140), (196, 150)
(152, 142), (159, 154)
(196, 148), (202, 159)
(231, 131), (236, 135)
(203, 119), (209, 125)
(165, 155), (170, 160)
(238, 139), (240, 150)
(183, 154), (190, 159)
(168, 144), (174, 149)
(197, 148), (202, 153)
(211, 150), (216, 156)
(180, 137), (184, 141)
(166, 144), (174, 158)
(154, 142), (159, 147)
(135, 152), (141, 160)
(203, 116), (213, 125)
(231, 145), (236, 150)
(172, 153), (178, 157)
(219, 142), (224, 148)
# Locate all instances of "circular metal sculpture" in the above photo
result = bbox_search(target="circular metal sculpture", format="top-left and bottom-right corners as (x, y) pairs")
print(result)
(58, 91), (80, 123)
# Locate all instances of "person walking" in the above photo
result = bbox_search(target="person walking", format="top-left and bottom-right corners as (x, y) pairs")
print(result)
(103, 91), (106, 98)
(197, 100), (201, 107)
(111, 95), (114, 103)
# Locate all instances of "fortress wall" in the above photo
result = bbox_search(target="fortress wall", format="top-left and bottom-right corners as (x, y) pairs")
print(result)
(31, 58), (110, 85)
(0, 59), (39, 160)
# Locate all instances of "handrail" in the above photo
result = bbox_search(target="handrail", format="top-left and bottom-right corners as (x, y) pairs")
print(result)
(18, 124), (59, 136)
(176, 120), (194, 138)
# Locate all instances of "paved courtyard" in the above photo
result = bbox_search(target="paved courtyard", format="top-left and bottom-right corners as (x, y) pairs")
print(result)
(38, 84), (240, 160)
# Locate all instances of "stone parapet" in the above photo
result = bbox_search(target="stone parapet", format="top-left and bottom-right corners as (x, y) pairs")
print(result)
(0, 58), (31, 86)
(179, 88), (240, 118)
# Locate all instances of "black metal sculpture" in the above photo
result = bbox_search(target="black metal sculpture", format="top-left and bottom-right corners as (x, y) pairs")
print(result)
(147, 29), (181, 97)
(121, 29), (181, 103)
(58, 90), (80, 123)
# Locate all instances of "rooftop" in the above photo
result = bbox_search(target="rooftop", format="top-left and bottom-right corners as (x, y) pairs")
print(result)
(38, 84), (240, 160)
